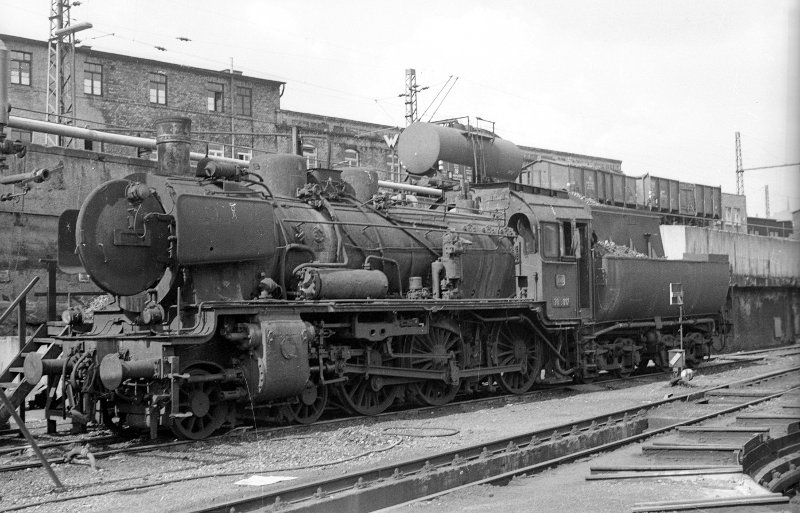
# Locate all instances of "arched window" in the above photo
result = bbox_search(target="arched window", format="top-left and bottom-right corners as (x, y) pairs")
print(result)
(343, 149), (359, 167)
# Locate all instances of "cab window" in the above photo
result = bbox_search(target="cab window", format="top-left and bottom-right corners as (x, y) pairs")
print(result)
(541, 223), (559, 258)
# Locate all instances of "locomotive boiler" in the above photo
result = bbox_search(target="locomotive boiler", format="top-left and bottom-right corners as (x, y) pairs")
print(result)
(23, 118), (730, 439)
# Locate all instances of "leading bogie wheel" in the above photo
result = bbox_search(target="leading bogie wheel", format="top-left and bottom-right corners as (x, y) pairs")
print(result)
(170, 367), (229, 440)
(280, 380), (329, 425)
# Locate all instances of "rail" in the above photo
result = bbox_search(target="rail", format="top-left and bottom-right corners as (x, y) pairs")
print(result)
(0, 275), (40, 350)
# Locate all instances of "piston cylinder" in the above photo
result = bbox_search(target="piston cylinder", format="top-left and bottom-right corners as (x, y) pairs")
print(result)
(155, 117), (191, 176)
(23, 353), (73, 384)
(99, 354), (159, 390)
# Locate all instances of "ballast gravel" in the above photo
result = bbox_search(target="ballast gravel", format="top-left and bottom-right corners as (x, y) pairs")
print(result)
(0, 350), (797, 513)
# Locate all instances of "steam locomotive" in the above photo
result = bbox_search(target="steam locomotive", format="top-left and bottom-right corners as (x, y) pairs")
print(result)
(23, 119), (730, 439)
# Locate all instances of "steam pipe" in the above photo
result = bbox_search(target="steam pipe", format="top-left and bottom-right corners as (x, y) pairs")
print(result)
(7, 115), (245, 166)
(376, 179), (443, 197)
(0, 168), (51, 186)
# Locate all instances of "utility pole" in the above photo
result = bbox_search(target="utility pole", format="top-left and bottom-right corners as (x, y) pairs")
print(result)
(735, 131), (744, 195)
(765, 184), (770, 218)
(400, 69), (427, 126)
(45, 0), (91, 147)
(229, 57), (235, 159)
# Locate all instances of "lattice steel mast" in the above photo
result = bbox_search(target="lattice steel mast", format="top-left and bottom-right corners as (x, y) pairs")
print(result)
(46, 0), (78, 147)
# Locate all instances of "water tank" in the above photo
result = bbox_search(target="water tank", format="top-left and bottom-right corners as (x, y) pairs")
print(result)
(397, 122), (523, 181)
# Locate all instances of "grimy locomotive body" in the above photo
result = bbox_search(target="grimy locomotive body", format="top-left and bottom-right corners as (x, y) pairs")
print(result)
(23, 118), (729, 439)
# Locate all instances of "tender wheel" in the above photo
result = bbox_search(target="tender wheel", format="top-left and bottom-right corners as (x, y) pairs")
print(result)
(337, 348), (399, 416)
(171, 368), (229, 440)
(281, 381), (329, 424)
(493, 323), (543, 394)
(612, 337), (638, 378)
(684, 332), (706, 368)
(403, 326), (464, 406)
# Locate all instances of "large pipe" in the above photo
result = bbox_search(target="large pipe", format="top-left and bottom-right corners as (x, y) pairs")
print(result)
(0, 168), (50, 186)
(377, 179), (442, 197)
(0, 39), (8, 126)
(7, 115), (245, 166)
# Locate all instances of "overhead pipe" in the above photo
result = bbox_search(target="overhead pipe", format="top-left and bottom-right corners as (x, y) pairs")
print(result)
(376, 179), (442, 197)
(7, 115), (245, 166)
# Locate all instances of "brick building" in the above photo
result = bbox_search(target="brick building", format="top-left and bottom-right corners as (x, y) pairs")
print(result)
(2, 33), (618, 181)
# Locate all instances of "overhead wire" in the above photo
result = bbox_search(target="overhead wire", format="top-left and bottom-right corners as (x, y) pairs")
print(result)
(427, 76), (459, 122)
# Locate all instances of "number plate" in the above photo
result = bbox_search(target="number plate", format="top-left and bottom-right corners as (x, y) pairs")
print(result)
(552, 297), (571, 308)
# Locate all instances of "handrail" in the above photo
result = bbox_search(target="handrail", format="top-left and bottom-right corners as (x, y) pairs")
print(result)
(0, 275), (40, 326)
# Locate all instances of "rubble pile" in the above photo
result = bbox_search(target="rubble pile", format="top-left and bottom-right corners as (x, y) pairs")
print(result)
(568, 190), (601, 206)
(595, 240), (650, 259)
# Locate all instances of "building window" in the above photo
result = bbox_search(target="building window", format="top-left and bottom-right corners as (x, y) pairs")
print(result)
(10, 51), (32, 86)
(207, 143), (225, 158)
(302, 144), (318, 168)
(149, 73), (167, 105)
(83, 62), (102, 96)
(6, 128), (32, 144)
(343, 149), (359, 167)
(207, 82), (224, 112)
(234, 87), (252, 116)
(237, 150), (252, 162)
(386, 152), (400, 181)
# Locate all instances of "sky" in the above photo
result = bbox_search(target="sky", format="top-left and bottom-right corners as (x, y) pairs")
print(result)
(1, 0), (798, 217)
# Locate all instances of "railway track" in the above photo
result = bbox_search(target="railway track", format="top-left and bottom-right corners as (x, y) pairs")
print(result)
(0, 354), (795, 513)
(173, 365), (800, 513)
(0, 350), (763, 476)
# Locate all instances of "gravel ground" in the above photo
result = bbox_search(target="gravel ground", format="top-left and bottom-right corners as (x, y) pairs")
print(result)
(1, 352), (798, 513)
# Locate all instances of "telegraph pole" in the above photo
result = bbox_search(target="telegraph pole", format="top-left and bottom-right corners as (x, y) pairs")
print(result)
(735, 131), (743, 195)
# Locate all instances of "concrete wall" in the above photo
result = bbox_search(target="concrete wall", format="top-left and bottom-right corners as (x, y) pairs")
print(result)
(727, 287), (800, 351)
(0, 337), (20, 379)
(660, 225), (800, 351)
(0, 145), (154, 335)
(661, 225), (800, 286)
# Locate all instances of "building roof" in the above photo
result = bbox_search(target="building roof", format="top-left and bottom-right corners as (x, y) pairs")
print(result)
(0, 33), (285, 86)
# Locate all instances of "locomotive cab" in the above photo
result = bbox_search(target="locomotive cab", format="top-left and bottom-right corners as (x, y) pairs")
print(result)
(528, 204), (592, 322)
